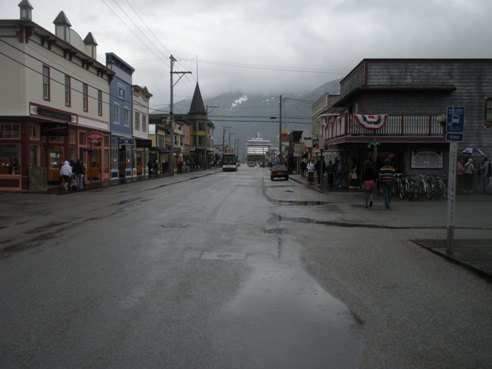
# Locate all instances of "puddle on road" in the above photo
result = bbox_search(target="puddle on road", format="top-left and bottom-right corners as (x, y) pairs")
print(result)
(212, 245), (364, 368)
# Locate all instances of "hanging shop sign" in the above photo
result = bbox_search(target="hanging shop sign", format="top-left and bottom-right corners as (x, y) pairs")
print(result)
(87, 131), (103, 144)
(411, 148), (444, 169)
(118, 137), (135, 145)
(136, 139), (152, 148)
(41, 123), (68, 136)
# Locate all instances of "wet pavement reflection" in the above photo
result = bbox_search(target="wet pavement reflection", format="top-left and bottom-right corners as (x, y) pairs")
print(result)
(212, 241), (364, 369)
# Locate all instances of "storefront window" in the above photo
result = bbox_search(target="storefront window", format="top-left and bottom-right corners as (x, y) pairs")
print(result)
(110, 136), (118, 170)
(0, 144), (21, 174)
(126, 144), (134, 168)
(30, 125), (40, 140)
(69, 130), (76, 144)
(104, 149), (110, 172)
(0, 123), (20, 138)
(79, 132), (87, 146)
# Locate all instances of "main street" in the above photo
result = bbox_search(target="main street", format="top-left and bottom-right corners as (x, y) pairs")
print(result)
(1, 167), (491, 369)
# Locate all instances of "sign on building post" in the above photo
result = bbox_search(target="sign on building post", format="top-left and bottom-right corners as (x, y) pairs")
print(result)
(446, 106), (464, 254)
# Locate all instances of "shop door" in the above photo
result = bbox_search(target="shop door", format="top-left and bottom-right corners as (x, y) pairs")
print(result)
(47, 146), (63, 183)
(89, 149), (101, 180)
(136, 151), (143, 175)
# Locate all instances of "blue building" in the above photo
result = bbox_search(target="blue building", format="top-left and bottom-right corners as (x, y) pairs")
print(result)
(106, 53), (135, 179)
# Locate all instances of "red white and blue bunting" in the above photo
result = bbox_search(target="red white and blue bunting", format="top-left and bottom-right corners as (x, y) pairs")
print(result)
(354, 114), (388, 130)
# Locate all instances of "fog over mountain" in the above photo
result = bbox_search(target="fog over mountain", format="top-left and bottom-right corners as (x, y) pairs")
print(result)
(171, 79), (341, 151)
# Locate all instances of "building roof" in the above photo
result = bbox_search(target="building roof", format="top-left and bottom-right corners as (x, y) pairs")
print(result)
(83, 32), (97, 46)
(53, 11), (71, 26)
(18, 0), (33, 10)
(333, 84), (457, 107)
(106, 52), (135, 75)
(0, 18), (113, 78)
(188, 83), (207, 115)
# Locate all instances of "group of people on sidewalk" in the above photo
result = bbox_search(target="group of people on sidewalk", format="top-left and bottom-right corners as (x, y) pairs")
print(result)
(60, 159), (86, 191)
(302, 157), (397, 209)
(456, 156), (491, 193)
(301, 157), (356, 189)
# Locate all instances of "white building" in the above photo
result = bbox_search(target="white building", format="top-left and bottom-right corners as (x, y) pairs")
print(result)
(0, 1), (113, 191)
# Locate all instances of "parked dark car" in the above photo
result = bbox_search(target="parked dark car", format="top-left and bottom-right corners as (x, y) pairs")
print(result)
(270, 164), (289, 180)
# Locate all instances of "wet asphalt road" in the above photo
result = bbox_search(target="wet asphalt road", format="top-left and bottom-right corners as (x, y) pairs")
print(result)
(1, 167), (491, 368)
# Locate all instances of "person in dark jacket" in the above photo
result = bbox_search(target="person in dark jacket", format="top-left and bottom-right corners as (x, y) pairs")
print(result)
(326, 160), (335, 189)
(73, 159), (85, 190)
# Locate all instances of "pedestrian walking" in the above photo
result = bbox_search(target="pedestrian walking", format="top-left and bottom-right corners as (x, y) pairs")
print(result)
(147, 160), (153, 177)
(349, 160), (359, 189)
(379, 159), (396, 209)
(335, 159), (348, 189)
(315, 157), (323, 185)
(479, 157), (490, 193)
(60, 160), (73, 190)
(326, 160), (335, 189)
(306, 159), (315, 184)
(456, 159), (464, 192)
(73, 159), (85, 191)
(153, 160), (159, 176)
(362, 160), (377, 208)
(300, 160), (307, 177)
(463, 158), (475, 193)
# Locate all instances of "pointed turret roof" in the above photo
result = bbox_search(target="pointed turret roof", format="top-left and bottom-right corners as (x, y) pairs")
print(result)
(188, 83), (206, 115)
(18, 0), (33, 10)
(84, 32), (97, 46)
(53, 11), (71, 27)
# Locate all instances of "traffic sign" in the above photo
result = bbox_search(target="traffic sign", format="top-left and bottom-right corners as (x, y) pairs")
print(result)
(446, 106), (464, 142)
(446, 133), (464, 141)
(446, 106), (464, 133)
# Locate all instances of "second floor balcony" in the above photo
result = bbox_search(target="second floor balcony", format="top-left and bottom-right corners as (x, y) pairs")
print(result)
(322, 114), (446, 145)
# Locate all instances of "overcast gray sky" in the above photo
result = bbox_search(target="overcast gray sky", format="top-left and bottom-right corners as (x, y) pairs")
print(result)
(3, 0), (492, 111)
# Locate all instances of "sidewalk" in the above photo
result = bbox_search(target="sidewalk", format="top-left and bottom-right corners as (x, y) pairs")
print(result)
(289, 173), (492, 282)
(46, 168), (221, 195)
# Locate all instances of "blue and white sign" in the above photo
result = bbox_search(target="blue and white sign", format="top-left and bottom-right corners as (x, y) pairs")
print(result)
(446, 133), (464, 141)
(446, 106), (464, 141)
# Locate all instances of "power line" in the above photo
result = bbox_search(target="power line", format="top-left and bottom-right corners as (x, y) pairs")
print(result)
(199, 59), (345, 74)
(0, 39), (161, 112)
(104, 0), (195, 89)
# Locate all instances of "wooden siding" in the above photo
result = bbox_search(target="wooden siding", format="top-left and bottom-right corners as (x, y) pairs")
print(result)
(338, 59), (492, 158)
(340, 62), (366, 98)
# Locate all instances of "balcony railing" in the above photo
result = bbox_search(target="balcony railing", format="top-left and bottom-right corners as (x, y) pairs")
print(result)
(323, 114), (445, 140)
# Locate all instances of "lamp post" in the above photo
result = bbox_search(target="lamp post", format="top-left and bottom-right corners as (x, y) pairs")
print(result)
(270, 95), (283, 163)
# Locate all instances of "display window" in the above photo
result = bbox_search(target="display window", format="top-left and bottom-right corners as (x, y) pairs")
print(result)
(0, 144), (21, 174)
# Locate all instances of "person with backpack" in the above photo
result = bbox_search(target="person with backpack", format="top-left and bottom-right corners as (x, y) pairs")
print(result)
(479, 157), (490, 193)
(379, 159), (396, 209)
(463, 158), (476, 193)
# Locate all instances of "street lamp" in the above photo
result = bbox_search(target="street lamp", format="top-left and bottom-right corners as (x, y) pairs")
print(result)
(270, 95), (283, 163)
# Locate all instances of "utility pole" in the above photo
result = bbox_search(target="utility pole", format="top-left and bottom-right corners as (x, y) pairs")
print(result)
(279, 95), (283, 163)
(169, 55), (191, 176)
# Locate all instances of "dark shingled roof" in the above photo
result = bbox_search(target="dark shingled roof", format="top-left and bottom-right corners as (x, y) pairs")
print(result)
(53, 11), (71, 27)
(188, 83), (206, 115)
(84, 32), (97, 46)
